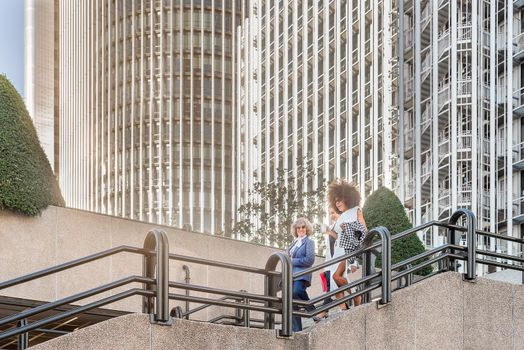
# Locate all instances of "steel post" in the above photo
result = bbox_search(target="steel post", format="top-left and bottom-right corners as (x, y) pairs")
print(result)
(17, 319), (28, 350)
(143, 229), (170, 324)
(264, 252), (293, 338)
(449, 209), (477, 281)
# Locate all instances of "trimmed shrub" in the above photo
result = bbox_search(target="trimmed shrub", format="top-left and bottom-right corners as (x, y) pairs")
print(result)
(363, 187), (432, 276)
(0, 75), (64, 215)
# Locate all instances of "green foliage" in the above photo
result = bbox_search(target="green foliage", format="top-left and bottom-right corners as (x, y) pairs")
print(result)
(231, 165), (325, 249)
(0, 75), (64, 215)
(363, 187), (432, 276)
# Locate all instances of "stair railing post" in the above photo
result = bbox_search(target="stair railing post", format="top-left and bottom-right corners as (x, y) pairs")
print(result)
(447, 217), (458, 272)
(239, 289), (250, 328)
(449, 209), (477, 281)
(243, 296), (251, 328)
(377, 227), (392, 304)
(362, 227), (391, 305)
(264, 252), (293, 338)
(361, 246), (373, 304)
(17, 319), (28, 350)
(142, 229), (170, 324)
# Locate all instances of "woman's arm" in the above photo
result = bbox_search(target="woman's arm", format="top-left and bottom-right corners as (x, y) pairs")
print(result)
(292, 239), (315, 267)
(325, 230), (338, 239)
(357, 208), (368, 230)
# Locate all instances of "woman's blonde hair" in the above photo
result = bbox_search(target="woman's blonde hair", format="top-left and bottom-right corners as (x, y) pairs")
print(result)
(290, 217), (314, 237)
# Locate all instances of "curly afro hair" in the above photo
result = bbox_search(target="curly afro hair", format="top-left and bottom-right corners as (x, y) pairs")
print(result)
(327, 179), (361, 214)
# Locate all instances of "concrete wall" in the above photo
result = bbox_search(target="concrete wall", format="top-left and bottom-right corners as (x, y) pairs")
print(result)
(308, 272), (524, 350)
(0, 206), (326, 321)
(29, 314), (309, 350)
(28, 272), (524, 350)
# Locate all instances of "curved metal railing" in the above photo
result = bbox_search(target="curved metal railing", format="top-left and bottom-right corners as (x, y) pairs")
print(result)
(0, 229), (169, 349)
(1, 208), (524, 349)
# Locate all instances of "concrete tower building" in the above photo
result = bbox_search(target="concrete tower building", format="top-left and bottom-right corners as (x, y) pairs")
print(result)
(27, 0), (241, 234)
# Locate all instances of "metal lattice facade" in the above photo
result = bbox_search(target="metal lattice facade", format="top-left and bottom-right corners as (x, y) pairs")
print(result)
(236, 0), (399, 212)
(237, 0), (524, 264)
(399, 0), (524, 266)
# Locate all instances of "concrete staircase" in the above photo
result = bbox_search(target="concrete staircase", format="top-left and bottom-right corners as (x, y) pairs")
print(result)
(28, 272), (524, 350)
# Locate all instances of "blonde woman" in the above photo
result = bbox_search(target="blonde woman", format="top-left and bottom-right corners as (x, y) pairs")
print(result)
(288, 217), (316, 332)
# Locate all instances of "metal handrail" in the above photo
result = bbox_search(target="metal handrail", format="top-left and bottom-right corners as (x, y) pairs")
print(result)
(0, 275), (154, 328)
(264, 252), (293, 337)
(168, 293), (280, 314)
(293, 220), (438, 279)
(0, 245), (149, 291)
(0, 288), (155, 341)
(143, 229), (170, 323)
(181, 295), (244, 318)
(0, 229), (170, 347)
(2, 208), (524, 346)
(169, 281), (280, 304)
(169, 253), (281, 277)
(297, 243), (451, 308)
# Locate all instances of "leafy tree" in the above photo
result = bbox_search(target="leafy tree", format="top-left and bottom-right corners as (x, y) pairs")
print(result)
(231, 165), (325, 250)
(0, 75), (64, 215)
(363, 187), (432, 276)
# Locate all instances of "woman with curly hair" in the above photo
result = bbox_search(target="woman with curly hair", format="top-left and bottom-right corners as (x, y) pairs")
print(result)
(287, 217), (316, 331)
(326, 179), (367, 307)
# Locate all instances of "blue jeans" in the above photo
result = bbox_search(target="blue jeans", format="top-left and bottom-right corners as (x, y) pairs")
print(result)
(292, 280), (314, 332)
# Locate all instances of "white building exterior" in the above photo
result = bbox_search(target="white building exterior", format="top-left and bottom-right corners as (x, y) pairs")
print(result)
(237, 0), (524, 266)
(25, 0), (59, 172)
(236, 0), (399, 211)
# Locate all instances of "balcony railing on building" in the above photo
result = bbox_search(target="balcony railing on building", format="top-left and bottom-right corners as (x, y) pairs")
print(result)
(458, 131), (472, 150)
(438, 28), (450, 58)
(439, 188), (451, 217)
(437, 77), (472, 107)
(512, 142), (524, 169)
(513, 86), (524, 117)
(421, 157), (432, 184)
(405, 28), (414, 51)
(405, 77), (414, 98)
(514, 32), (524, 64)
(421, 53), (432, 82)
(421, 3), (431, 29)
(406, 178), (415, 199)
(404, 128), (414, 153)
(458, 184), (472, 205)
(438, 138), (450, 162)
(421, 103), (432, 133)
(458, 23), (472, 41)
(438, 78), (450, 107)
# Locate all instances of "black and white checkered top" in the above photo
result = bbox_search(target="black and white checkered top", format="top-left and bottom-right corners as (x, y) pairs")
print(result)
(339, 221), (368, 263)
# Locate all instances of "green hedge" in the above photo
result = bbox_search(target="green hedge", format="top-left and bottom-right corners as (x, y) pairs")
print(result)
(0, 75), (64, 215)
(363, 187), (432, 276)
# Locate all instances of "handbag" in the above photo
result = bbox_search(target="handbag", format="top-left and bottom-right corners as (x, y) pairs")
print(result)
(319, 270), (330, 292)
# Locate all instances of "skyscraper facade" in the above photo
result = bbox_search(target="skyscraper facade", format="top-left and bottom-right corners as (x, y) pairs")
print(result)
(237, 0), (524, 265)
(28, 0), (241, 234)
(236, 0), (399, 211)
(398, 0), (524, 265)
(25, 0), (59, 173)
